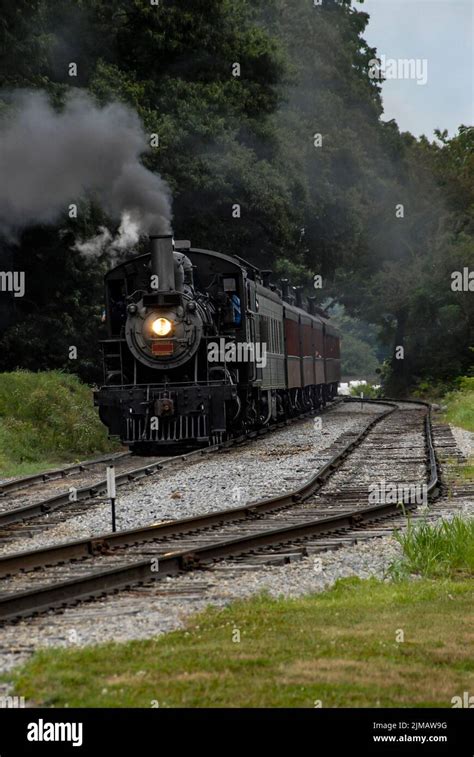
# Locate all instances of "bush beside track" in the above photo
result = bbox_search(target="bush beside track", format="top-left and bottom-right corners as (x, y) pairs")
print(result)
(0, 371), (118, 477)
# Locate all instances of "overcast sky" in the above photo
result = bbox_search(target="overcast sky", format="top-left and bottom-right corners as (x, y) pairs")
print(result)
(355, 0), (474, 138)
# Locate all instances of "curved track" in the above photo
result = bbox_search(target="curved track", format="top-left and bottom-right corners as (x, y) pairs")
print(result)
(0, 399), (438, 623)
(0, 401), (343, 534)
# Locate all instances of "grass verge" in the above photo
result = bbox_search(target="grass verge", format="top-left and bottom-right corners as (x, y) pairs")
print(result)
(441, 376), (474, 433)
(7, 577), (474, 708)
(391, 516), (474, 579)
(0, 370), (118, 477)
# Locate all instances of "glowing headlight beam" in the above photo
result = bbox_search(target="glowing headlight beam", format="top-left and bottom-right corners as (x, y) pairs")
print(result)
(151, 317), (173, 337)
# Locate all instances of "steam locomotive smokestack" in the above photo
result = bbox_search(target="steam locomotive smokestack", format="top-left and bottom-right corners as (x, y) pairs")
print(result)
(150, 234), (175, 292)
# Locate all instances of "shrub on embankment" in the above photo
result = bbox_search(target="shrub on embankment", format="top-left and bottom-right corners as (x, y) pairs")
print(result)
(0, 370), (116, 476)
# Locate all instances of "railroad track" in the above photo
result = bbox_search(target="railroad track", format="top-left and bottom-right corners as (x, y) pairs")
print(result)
(432, 420), (474, 500)
(0, 447), (209, 530)
(0, 399), (439, 623)
(0, 450), (132, 497)
(0, 400), (343, 537)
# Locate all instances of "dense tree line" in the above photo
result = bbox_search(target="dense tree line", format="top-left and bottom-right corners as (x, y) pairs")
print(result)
(0, 0), (472, 392)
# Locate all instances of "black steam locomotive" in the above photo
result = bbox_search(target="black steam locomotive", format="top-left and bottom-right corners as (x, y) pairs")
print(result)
(94, 236), (341, 451)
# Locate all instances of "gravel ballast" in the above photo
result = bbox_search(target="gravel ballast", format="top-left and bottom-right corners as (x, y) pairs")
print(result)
(0, 408), (471, 690)
(450, 425), (474, 459)
(0, 403), (381, 556)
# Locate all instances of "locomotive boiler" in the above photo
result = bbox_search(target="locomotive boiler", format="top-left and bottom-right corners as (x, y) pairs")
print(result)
(94, 235), (341, 451)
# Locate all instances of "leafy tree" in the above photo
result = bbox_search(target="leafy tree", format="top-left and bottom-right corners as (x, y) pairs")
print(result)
(0, 0), (472, 394)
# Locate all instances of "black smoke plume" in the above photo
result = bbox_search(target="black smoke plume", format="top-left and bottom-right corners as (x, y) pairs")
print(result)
(0, 90), (172, 246)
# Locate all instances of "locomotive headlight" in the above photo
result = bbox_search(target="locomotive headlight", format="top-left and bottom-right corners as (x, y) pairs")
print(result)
(151, 317), (173, 337)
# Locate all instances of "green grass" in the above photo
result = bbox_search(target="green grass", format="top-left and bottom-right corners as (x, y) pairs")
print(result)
(391, 516), (474, 579)
(7, 577), (474, 708)
(442, 376), (474, 432)
(0, 370), (118, 477)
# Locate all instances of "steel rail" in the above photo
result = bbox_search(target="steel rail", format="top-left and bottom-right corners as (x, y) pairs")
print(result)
(0, 449), (203, 528)
(0, 399), (438, 623)
(0, 451), (131, 496)
(0, 494), (426, 622)
(343, 396), (440, 494)
(0, 400), (422, 622)
(0, 401), (395, 578)
(0, 401), (343, 529)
